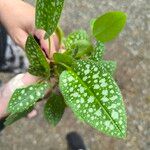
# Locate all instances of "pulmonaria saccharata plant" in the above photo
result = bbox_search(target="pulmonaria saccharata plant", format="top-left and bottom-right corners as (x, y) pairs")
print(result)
(5, 0), (127, 138)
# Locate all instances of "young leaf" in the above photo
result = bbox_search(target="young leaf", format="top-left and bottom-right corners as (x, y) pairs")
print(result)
(53, 53), (74, 67)
(44, 93), (65, 126)
(59, 60), (126, 138)
(93, 11), (127, 43)
(4, 107), (34, 126)
(25, 35), (50, 78)
(35, 0), (64, 39)
(92, 41), (105, 61)
(71, 40), (93, 58)
(65, 30), (89, 50)
(8, 81), (50, 114)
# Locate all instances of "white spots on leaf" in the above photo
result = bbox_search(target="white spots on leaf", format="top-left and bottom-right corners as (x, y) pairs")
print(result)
(101, 82), (108, 87)
(83, 76), (87, 81)
(102, 90), (108, 96)
(84, 69), (90, 75)
(30, 95), (34, 100)
(101, 97), (109, 102)
(93, 74), (99, 79)
(95, 109), (102, 116)
(79, 87), (84, 93)
(111, 110), (119, 120)
(89, 108), (93, 113)
(70, 87), (74, 92)
(88, 96), (94, 103)
(94, 84), (100, 89)
(110, 96), (118, 101)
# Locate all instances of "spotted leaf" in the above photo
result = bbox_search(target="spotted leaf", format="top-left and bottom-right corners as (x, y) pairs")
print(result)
(8, 81), (50, 114)
(59, 60), (126, 138)
(92, 41), (105, 61)
(25, 35), (50, 78)
(102, 60), (117, 75)
(35, 0), (64, 39)
(4, 107), (34, 126)
(44, 93), (65, 126)
(65, 30), (89, 51)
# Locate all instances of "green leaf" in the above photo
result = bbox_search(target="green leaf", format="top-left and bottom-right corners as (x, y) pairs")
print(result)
(59, 60), (126, 138)
(35, 0), (64, 39)
(25, 35), (50, 78)
(71, 40), (93, 58)
(4, 107), (33, 126)
(102, 60), (117, 75)
(8, 81), (50, 114)
(53, 53), (74, 67)
(44, 93), (65, 126)
(65, 30), (89, 51)
(93, 11), (127, 43)
(92, 41), (105, 61)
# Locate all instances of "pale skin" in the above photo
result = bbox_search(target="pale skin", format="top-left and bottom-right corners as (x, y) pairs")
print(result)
(0, 0), (60, 119)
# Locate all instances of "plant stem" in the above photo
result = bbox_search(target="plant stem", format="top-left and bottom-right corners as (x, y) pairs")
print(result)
(48, 37), (51, 59)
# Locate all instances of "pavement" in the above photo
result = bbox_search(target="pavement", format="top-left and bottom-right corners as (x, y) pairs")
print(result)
(0, 0), (149, 150)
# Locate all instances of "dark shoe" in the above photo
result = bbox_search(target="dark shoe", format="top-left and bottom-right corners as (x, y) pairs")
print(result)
(66, 132), (86, 150)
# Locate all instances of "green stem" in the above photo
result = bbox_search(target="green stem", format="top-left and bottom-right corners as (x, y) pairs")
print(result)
(48, 37), (51, 58)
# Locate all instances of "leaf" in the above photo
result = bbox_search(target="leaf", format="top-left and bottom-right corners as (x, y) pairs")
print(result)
(93, 11), (127, 43)
(44, 93), (65, 126)
(92, 41), (105, 61)
(4, 107), (33, 126)
(8, 81), (50, 114)
(59, 60), (126, 138)
(65, 30), (89, 50)
(71, 40), (93, 58)
(25, 35), (50, 78)
(102, 60), (117, 75)
(35, 0), (64, 39)
(53, 53), (74, 66)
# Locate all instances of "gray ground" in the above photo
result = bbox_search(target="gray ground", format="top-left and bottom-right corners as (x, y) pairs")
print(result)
(0, 0), (150, 150)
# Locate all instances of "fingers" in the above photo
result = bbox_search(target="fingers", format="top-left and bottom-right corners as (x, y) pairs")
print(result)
(34, 29), (60, 59)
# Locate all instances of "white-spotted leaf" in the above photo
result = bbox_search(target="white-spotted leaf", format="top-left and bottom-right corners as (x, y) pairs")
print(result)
(25, 35), (50, 78)
(35, 0), (64, 39)
(92, 41), (105, 61)
(8, 81), (50, 114)
(4, 107), (33, 126)
(59, 60), (126, 138)
(102, 60), (117, 75)
(65, 30), (89, 50)
(44, 93), (65, 126)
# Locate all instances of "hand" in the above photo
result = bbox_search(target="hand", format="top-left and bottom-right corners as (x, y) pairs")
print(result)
(0, 0), (60, 58)
(0, 0), (61, 119)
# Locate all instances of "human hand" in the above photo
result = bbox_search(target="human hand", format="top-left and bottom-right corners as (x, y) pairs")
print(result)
(0, 0), (62, 119)
(0, 0), (60, 59)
